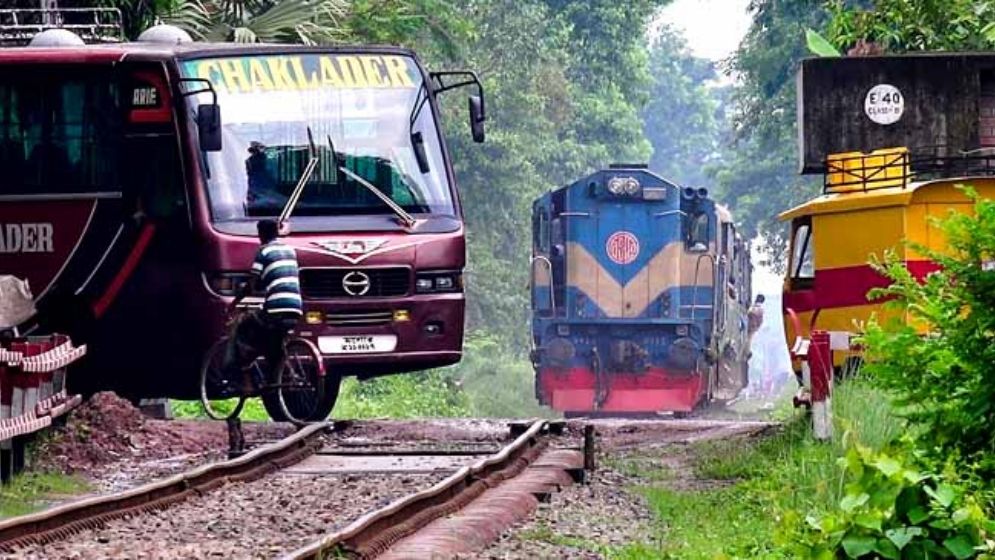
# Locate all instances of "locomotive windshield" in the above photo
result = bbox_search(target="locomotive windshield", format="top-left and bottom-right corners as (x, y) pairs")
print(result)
(180, 53), (454, 226)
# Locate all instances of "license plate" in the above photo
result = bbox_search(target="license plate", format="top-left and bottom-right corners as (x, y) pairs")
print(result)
(318, 335), (397, 354)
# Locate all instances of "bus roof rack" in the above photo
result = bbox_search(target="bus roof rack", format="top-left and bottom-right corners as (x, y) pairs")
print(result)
(0, 8), (123, 46)
(823, 145), (995, 194)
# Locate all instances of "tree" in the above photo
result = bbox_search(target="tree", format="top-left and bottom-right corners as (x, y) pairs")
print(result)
(163, 0), (347, 44)
(708, 0), (827, 270)
(825, 0), (995, 53)
(643, 25), (721, 188)
(389, 0), (662, 350)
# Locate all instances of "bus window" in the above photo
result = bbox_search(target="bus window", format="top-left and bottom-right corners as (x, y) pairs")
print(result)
(0, 68), (119, 195)
(790, 218), (815, 286)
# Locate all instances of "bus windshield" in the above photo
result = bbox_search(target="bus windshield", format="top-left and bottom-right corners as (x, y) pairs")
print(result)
(180, 53), (453, 225)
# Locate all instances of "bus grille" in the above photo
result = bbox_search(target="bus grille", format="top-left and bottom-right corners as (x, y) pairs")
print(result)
(300, 268), (410, 299)
(325, 310), (394, 326)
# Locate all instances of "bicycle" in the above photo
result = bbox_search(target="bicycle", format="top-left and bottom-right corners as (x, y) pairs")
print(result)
(199, 303), (325, 425)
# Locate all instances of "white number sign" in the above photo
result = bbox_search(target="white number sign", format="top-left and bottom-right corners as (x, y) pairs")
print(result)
(864, 84), (904, 125)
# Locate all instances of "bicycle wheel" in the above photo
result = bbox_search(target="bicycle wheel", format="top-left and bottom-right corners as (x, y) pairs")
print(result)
(199, 337), (247, 421)
(276, 337), (325, 425)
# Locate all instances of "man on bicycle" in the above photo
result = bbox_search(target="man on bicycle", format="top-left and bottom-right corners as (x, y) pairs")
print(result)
(225, 219), (302, 392)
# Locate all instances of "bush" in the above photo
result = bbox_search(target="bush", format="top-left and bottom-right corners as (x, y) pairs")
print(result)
(333, 370), (471, 418)
(786, 445), (995, 559)
(861, 187), (995, 473)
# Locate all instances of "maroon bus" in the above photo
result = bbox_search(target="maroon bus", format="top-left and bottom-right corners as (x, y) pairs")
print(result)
(0, 25), (485, 419)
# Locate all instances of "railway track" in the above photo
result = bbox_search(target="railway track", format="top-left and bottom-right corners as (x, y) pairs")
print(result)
(0, 419), (585, 559)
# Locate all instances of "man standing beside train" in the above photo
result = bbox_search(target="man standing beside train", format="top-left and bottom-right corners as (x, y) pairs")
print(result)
(226, 219), (303, 392)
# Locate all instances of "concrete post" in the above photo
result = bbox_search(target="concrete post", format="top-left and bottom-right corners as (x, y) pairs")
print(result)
(810, 330), (833, 441)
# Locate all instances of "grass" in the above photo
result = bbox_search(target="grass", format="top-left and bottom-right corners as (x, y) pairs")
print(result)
(333, 370), (471, 418)
(612, 378), (902, 559)
(0, 472), (90, 518)
(171, 397), (270, 422)
(519, 522), (607, 552)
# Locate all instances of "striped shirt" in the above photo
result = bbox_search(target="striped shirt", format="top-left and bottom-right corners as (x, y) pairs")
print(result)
(251, 241), (303, 317)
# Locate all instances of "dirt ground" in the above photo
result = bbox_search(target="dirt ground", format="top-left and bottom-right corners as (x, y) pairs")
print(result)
(27, 393), (293, 493)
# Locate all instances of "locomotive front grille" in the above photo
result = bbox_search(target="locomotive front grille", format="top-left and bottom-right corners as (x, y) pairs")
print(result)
(300, 268), (411, 299)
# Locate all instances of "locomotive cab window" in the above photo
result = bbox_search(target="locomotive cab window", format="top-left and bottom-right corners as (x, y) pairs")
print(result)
(790, 217), (815, 288)
(687, 212), (709, 252)
(533, 210), (550, 253)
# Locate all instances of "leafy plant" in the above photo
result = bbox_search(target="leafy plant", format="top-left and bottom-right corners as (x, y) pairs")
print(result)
(162, 0), (347, 44)
(786, 445), (995, 559)
(824, 0), (995, 54)
(859, 188), (995, 472)
(806, 28), (842, 56)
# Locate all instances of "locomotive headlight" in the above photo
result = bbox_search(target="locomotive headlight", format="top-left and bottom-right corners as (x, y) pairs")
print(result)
(607, 177), (626, 195)
(624, 178), (640, 195)
(546, 337), (576, 365)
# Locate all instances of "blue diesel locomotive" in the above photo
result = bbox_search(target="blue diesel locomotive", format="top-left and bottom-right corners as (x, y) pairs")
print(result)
(530, 164), (753, 414)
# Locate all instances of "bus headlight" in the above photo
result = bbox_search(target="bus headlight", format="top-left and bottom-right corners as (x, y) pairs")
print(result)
(206, 272), (255, 296)
(415, 271), (463, 293)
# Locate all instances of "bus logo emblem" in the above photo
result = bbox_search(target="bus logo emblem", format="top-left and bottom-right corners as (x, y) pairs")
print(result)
(342, 271), (371, 296)
(606, 231), (639, 265)
(314, 239), (387, 256)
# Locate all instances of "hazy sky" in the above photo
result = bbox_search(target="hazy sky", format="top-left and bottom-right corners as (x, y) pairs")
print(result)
(656, 0), (753, 62)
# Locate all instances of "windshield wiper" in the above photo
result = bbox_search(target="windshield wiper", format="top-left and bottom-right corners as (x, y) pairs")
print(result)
(338, 165), (418, 229)
(408, 81), (432, 174)
(277, 127), (319, 230)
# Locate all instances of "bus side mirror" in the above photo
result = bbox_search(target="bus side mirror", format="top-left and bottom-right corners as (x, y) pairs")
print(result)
(197, 104), (222, 152)
(469, 95), (485, 143)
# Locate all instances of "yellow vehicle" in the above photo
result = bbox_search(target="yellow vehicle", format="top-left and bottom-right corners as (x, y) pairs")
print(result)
(780, 147), (995, 369)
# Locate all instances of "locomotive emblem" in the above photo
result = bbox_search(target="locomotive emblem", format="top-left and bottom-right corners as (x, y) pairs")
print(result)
(605, 231), (639, 265)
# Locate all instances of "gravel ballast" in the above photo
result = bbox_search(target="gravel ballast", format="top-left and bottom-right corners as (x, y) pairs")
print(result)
(5, 471), (448, 559)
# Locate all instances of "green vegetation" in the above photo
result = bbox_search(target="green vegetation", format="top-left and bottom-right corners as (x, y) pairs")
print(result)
(861, 190), (995, 475)
(825, 0), (995, 53)
(333, 370), (470, 419)
(612, 381), (903, 559)
(0, 472), (90, 518)
(171, 397), (270, 422)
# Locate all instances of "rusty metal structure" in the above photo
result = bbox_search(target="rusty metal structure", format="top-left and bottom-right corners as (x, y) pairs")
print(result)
(0, 334), (86, 483)
(0, 7), (123, 46)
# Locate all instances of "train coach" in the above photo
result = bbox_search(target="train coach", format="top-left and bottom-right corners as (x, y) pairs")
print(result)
(529, 165), (753, 415)
(0, 11), (486, 420)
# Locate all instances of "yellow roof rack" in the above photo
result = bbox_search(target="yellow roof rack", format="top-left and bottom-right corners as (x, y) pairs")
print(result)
(824, 147), (910, 194)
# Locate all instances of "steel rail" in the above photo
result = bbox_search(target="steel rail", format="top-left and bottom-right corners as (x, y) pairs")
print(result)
(0, 422), (330, 553)
(281, 419), (550, 560)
